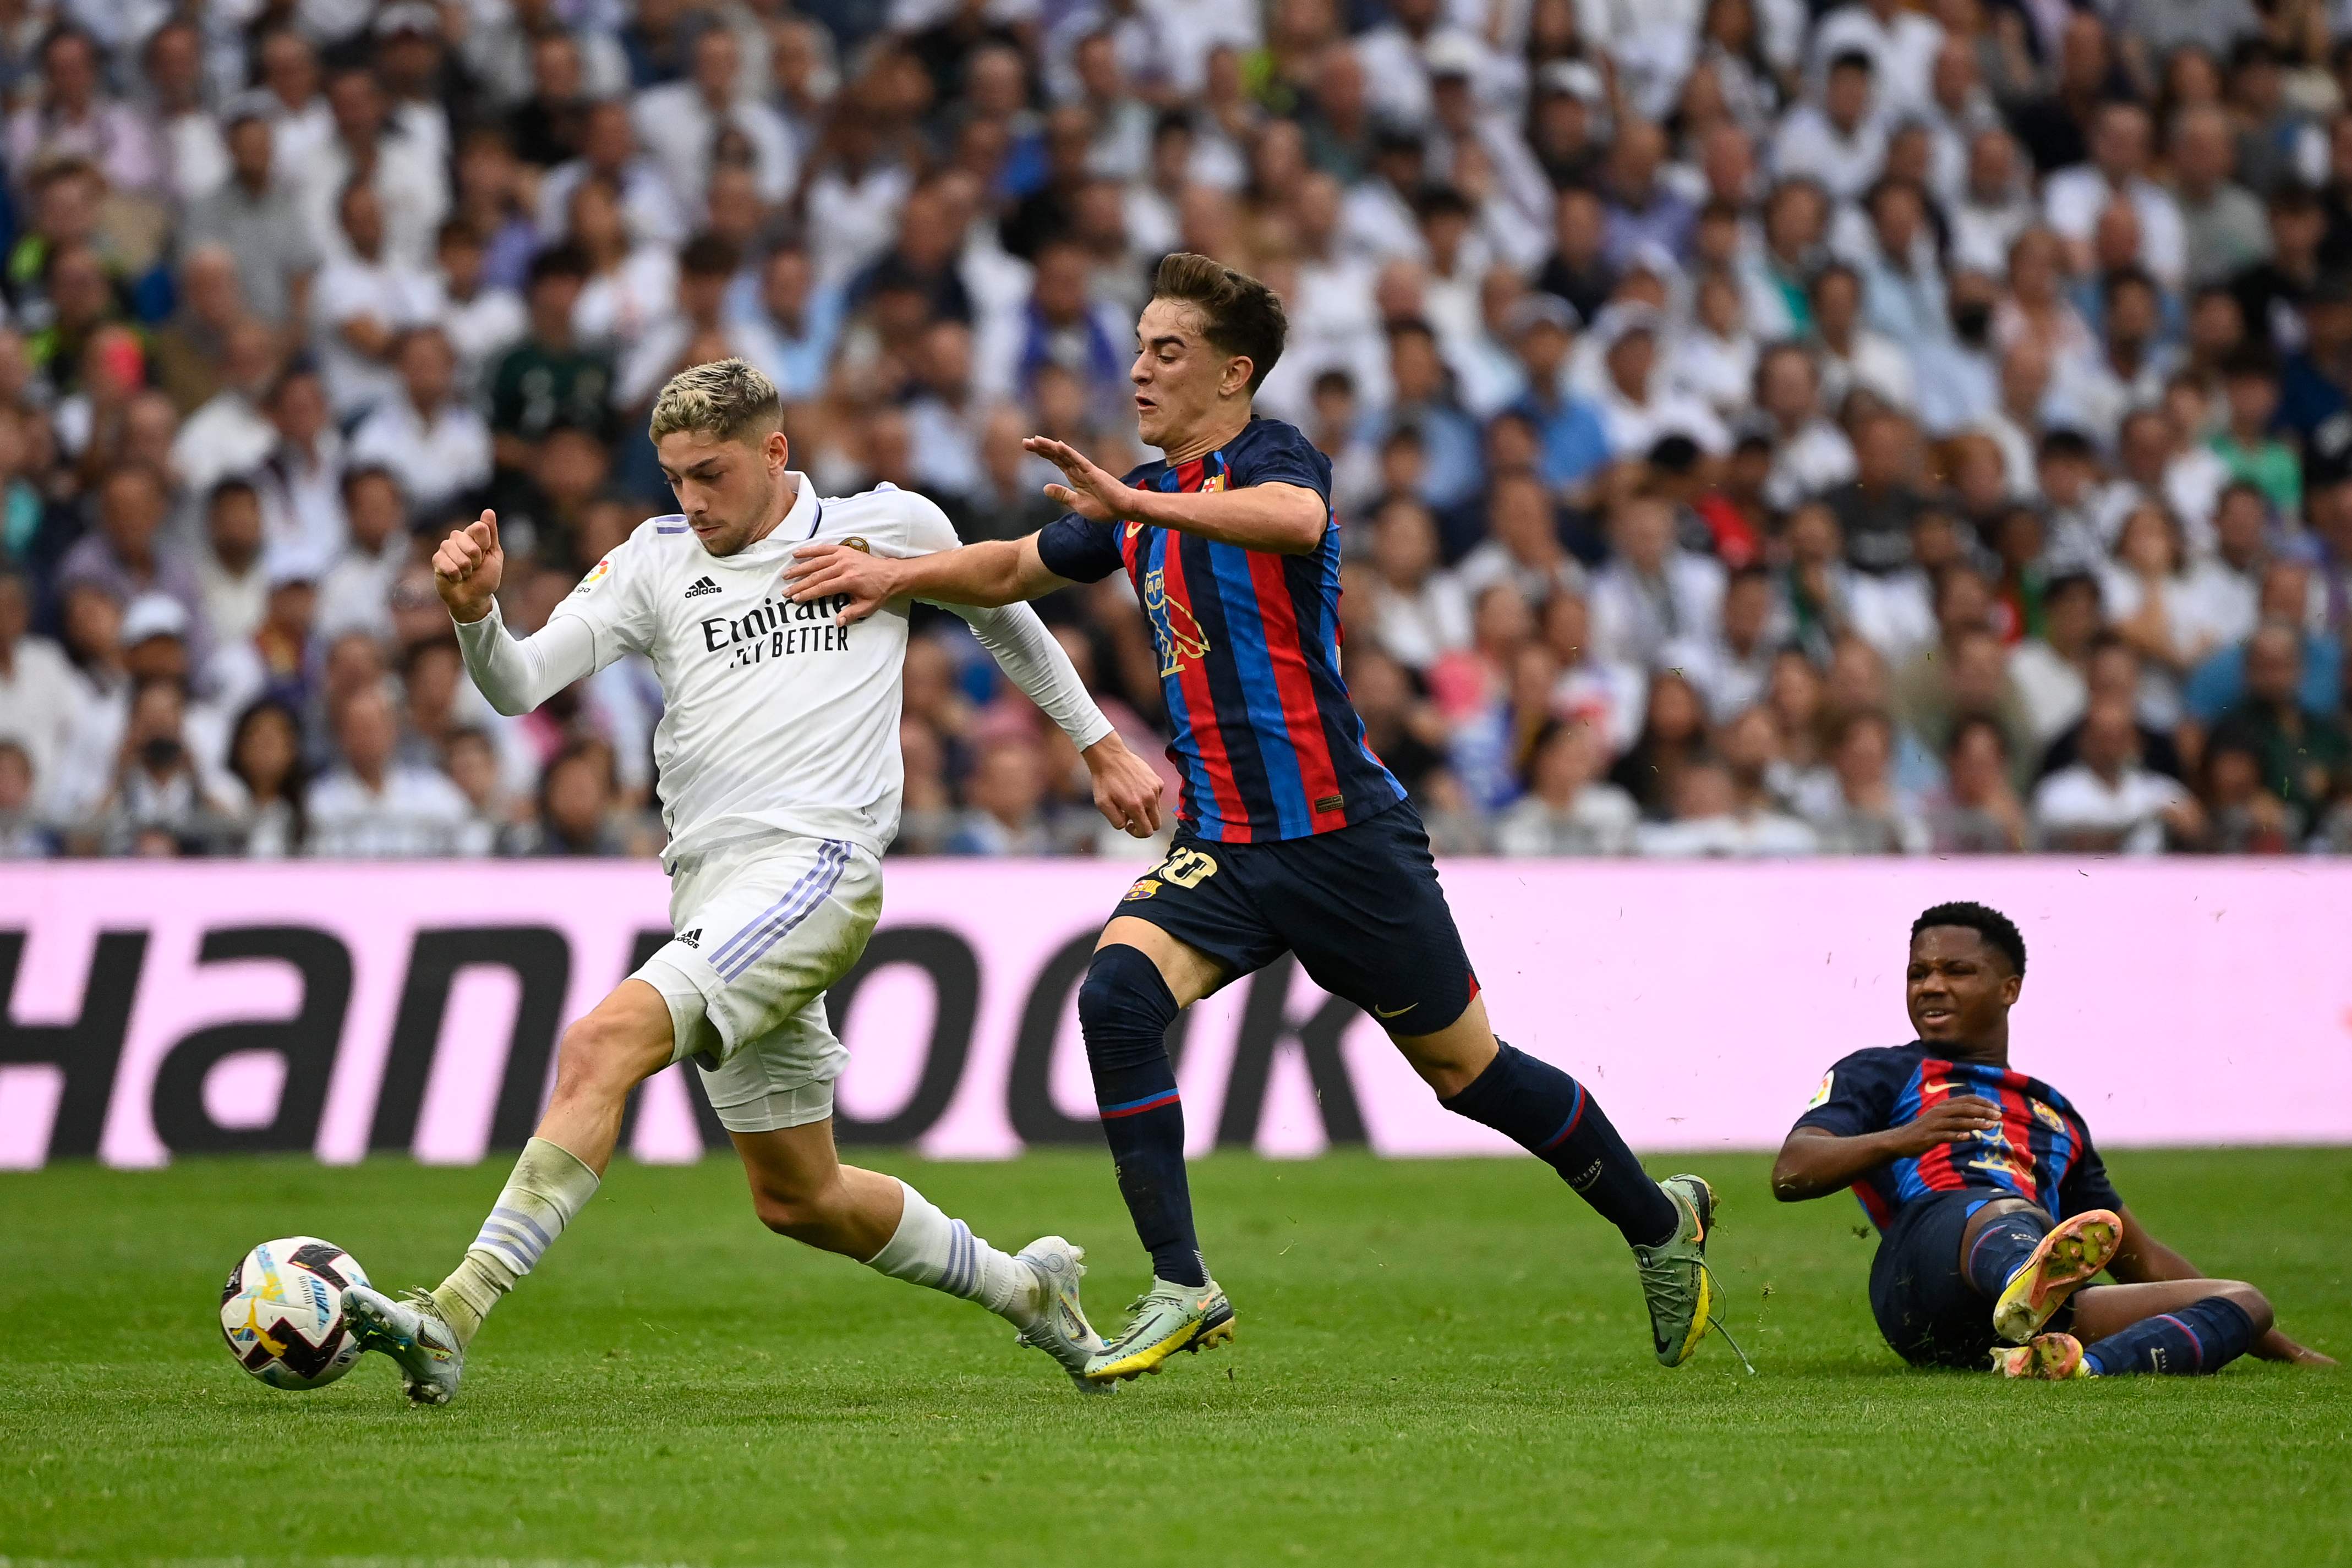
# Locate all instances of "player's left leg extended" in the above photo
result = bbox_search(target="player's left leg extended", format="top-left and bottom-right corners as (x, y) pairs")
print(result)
(2005, 1279), (2273, 1379)
(344, 977), (675, 1404)
(1256, 803), (1717, 1369)
(1386, 997), (1720, 1368)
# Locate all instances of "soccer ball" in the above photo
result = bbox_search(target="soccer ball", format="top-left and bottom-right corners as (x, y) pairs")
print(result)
(219, 1237), (371, 1390)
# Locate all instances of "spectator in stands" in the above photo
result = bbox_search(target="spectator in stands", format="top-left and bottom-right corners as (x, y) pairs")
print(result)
(2206, 619), (2351, 818)
(489, 246), (612, 472)
(0, 0), (2342, 862)
(92, 673), (225, 856)
(507, 739), (631, 856)
(1590, 495), (1727, 672)
(1367, 495), (1470, 673)
(0, 569), (77, 794)
(2008, 571), (2103, 753)
(1456, 470), (1585, 606)
(1804, 708), (1929, 854)
(2202, 733), (2306, 852)
(0, 738), (56, 857)
(307, 684), (473, 858)
(222, 697), (309, 859)
(317, 467), (411, 645)
(1924, 714), (2030, 853)
(350, 326), (494, 521)
(948, 735), (1087, 855)
(1637, 754), (1819, 856)
(1494, 719), (1639, 855)
(2032, 697), (2205, 852)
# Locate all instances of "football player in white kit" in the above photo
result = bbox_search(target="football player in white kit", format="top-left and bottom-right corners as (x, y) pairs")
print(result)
(341, 359), (1168, 1404)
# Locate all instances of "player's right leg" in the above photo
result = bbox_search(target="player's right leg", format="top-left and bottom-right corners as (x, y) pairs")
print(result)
(1956, 1198), (2123, 1344)
(343, 978), (672, 1404)
(669, 836), (1113, 1391)
(726, 1114), (1112, 1392)
(1075, 914), (1244, 1383)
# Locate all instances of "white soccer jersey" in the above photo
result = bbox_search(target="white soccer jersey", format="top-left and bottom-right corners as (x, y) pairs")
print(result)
(453, 474), (1110, 866)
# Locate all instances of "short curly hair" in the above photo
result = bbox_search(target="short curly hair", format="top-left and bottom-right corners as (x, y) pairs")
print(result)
(648, 357), (782, 446)
(1911, 902), (2026, 975)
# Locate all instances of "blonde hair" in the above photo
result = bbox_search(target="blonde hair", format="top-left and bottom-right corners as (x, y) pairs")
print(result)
(648, 358), (783, 445)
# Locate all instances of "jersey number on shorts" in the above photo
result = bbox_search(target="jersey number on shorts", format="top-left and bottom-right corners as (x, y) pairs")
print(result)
(1158, 847), (1219, 888)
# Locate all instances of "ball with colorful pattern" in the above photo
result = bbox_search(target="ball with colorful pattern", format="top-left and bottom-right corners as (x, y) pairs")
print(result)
(219, 1237), (371, 1390)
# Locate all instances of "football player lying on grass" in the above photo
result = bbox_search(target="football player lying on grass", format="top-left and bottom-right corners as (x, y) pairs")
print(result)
(1771, 901), (2333, 1379)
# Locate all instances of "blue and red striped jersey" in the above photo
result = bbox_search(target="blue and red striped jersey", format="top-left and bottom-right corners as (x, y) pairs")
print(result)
(1791, 1044), (2125, 1232)
(1036, 416), (1405, 842)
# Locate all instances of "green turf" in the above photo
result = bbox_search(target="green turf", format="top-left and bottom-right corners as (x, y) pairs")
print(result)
(3, 1149), (2348, 1567)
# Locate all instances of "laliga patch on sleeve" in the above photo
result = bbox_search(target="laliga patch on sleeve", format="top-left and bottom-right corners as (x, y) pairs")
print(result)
(1806, 1070), (1834, 1110)
(570, 557), (612, 597)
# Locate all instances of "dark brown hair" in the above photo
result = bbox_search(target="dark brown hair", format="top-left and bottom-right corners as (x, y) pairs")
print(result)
(1151, 253), (1288, 393)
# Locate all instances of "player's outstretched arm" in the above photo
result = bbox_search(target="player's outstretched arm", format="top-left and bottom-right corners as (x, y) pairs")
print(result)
(2106, 1206), (2335, 1364)
(1770, 1097), (2003, 1201)
(436, 509), (601, 716)
(785, 535), (1069, 625)
(1024, 436), (1326, 553)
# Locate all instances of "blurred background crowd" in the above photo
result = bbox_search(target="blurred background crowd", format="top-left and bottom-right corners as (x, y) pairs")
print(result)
(1, 0), (2349, 862)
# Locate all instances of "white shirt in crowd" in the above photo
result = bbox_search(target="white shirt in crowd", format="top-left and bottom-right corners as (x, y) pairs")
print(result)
(1637, 808), (1820, 856)
(0, 634), (82, 802)
(2031, 764), (2192, 854)
(632, 83), (798, 210)
(2041, 168), (2187, 288)
(1493, 783), (1642, 855)
(312, 256), (444, 419)
(1373, 574), (1474, 671)
(1589, 550), (1728, 671)
(171, 389), (277, 497)
(348, 398), (494, 520)
(441, 287), (529, 394)
(2006, 639), (2087, 750)
(307, 763), (474, 857)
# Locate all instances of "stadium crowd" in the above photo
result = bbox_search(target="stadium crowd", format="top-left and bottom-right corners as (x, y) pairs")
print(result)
(0, 0), (2350, 861)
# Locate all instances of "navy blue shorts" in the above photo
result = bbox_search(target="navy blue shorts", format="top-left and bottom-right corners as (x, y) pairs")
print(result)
(1868, 1188), (2072, 1368)
(1109, 802), (1478, 1034)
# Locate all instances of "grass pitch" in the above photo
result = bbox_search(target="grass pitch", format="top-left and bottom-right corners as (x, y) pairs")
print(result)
(3, 1149), (2348, 1567)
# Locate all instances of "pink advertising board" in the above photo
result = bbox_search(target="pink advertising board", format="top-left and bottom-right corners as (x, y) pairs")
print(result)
(1, 859), (2346, 1170)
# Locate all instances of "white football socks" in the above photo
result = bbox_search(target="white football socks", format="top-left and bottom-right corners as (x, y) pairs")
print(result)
(432, 1136), (601, 1347)
(863, 1178), (1042, 1328)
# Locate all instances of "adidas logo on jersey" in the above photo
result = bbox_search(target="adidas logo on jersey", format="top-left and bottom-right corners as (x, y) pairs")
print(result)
(683, 577), (721, 598)
(677, 928), (702, 948)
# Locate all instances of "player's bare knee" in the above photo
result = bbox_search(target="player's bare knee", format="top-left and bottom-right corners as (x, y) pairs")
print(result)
(1390, 1013), (1494, 1099)
(748, 1175), (846, 1241)
(2215, 1281), (2273, 1336)
(551, 1012), (665, 1106)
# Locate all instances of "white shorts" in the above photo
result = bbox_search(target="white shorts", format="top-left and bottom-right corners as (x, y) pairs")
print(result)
(631, 835), (882, 1134)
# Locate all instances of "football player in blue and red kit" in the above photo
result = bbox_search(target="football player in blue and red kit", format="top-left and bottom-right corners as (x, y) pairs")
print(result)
(786, 253), (1726, 1384)
(1774, 902), (2332, 1378)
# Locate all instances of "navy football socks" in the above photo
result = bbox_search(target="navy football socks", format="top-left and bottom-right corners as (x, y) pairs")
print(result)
(1077, 945), (1208, 1288)
(2084, 1296), (2257, 1376)
(1963, 1208), (2052, 1298)
(1441, 1043), (1680, 1248)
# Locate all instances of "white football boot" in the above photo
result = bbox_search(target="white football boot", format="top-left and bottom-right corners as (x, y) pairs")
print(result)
(342, 1284), (466, 1406)
(1012, 1236), (1114, 1395)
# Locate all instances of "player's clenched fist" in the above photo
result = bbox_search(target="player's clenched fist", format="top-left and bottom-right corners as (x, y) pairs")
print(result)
(433, 510), (505, 624)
